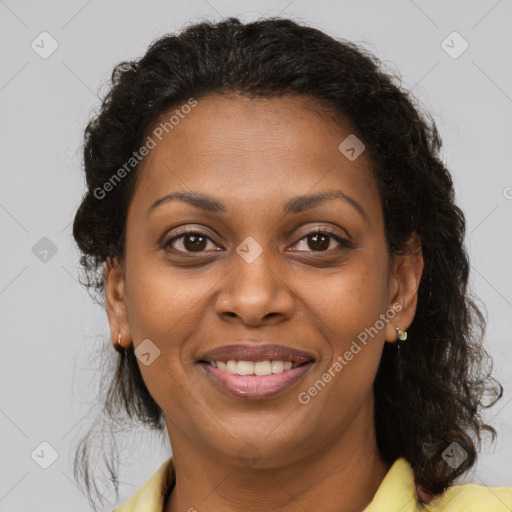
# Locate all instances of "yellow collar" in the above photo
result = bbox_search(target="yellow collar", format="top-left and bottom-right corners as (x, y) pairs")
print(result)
(113, 455), (512, 511)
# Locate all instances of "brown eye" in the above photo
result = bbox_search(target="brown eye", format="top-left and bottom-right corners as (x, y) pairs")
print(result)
(165, 232), (218, 253)
(291, 230), (351, 252)
(306, 232), (330, 251)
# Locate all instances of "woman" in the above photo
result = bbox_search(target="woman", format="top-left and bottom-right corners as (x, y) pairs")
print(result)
(72, 17), (512, 512)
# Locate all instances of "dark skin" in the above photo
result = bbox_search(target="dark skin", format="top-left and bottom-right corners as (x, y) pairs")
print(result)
(104, 94), (424, 512)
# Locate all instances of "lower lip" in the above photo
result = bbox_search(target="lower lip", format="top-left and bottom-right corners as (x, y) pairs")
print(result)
(199, 361), (314, 400)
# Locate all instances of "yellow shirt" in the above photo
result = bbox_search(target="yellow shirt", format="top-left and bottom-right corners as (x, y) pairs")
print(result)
(113, 455), (512, 511)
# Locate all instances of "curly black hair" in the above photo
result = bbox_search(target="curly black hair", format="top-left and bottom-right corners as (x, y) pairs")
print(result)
(71, 16), (503, 510)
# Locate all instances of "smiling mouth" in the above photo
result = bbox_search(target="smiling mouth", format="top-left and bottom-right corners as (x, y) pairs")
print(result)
(197, 359), (315, 400)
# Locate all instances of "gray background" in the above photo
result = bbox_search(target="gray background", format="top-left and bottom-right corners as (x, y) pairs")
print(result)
(1, 0), (511, 510)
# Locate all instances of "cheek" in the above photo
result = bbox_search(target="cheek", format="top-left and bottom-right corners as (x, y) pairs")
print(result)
(300, 259), (389, 408)
(124, 249), (205, 342)
(123, 258), (203, 417)
(306, 258), (389, 348)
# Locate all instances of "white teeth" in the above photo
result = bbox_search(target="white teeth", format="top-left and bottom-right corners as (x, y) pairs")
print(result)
(237, 360), (255, 375)
(271, 360), (284, 373)
(210, 360), (298, 375)
(254, 361), (271, 376)
(226, 360), (237, 374)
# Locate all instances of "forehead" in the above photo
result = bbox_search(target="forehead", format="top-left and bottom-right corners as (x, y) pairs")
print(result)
(130, 93), (380, 220)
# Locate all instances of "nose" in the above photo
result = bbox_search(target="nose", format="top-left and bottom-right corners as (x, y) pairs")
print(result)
(214, 245), (295, 326)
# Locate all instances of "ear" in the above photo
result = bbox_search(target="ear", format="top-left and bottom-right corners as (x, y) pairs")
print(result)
(104, 257), (131, 350)
(384, 233), (424, 343)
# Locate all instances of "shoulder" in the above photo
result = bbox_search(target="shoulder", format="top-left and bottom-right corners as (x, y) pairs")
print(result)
(112, 456), (175, 512)
(424, 482), (512, 511)
(366, 457), (512, 512)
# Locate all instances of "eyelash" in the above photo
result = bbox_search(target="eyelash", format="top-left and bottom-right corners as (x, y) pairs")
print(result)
(163, 228), (352, 254)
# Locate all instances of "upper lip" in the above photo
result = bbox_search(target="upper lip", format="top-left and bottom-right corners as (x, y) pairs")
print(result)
(198, 343), (315, 364)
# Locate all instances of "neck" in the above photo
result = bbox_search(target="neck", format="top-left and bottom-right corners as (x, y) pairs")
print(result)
(164, 399), (391, 512)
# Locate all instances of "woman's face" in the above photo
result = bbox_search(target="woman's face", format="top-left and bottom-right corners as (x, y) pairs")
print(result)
(106, 93), (422, 467)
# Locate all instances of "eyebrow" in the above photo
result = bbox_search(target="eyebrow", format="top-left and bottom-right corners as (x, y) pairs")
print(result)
(147, 189), (367, 220)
